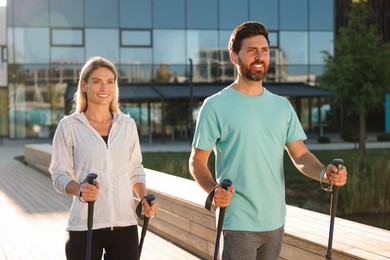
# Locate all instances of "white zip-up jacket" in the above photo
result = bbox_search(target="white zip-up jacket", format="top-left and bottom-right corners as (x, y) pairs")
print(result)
(49, 112), (146, 231)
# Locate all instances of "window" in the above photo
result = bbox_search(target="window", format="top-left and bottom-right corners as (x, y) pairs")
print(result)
(268, 32), (278, 47)
(9, 0), (49, 26)
(219, 0), (249, 29)
(218, 30), (231, 49)
(309, 0), (334, 30)
(51, 28), (84, 47)
(119, 48), (153, 83)
(119, 0), (152, 28)
(186, 30), (218, 64)
(50, 0), (84, 27)
(12, 28), (50, 63)
(280, 0), (308, 30)
(51, 47), (85, 63)
(186, 0), (217, 29)
(1, 46), (6, 61)
(309, 32), (333, 64)
(153, 30), (185, 64)
(85, 0), (118, 27)
(249, 0), (279, 30)
(85, 29), (119, 63)
(121, 30), (152, 47)
(153, 0), (185, 28)
(280, 31), (308, 65)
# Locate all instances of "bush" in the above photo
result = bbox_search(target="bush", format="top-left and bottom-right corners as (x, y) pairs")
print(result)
(342, 126), (358, 142)
(377, 133), (390, 142)
(317, 136), (331, 143)
(340, 158), (390, 215)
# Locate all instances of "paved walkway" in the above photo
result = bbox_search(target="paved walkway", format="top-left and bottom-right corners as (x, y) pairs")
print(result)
(0, 136), (389, 260)
(0, 140), (200, 260)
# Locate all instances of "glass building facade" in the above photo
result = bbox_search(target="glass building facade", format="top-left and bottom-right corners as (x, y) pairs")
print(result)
(1, 0), (335, 140)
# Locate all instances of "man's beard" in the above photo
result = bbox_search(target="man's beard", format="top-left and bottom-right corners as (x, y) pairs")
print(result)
(238, 58), (268, 81)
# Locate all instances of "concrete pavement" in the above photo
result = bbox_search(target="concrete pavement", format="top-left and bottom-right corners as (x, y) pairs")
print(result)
(0, 138), (200, 260)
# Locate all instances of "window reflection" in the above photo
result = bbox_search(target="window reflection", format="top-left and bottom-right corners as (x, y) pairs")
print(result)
(120, 48), (152, 64)
(195, 48), (235, 83)
(51, 47), (85, 64)
(119, 0), (152, 28)
(187, 0), (217, 29)
(85, 29), (119, 62)
(188, 30), (237, 83)
(187, 30), (218, 63)
(153, 30), (185, 64)
(154, 64), (185, 83)
(280, 0), (308, 30)
(286, 65), (310, 82)
(12, 28), (50, 63)
(10, 0), (49, 26)
(50, 0), (84, 27)
(268, 32), (278, 47)
(280, 31), (308, 65)
(153, 0), (185, 28)
(309, 0), (333, 30)
(5, 0), (337, 139)
(250, 0), (279, 30)
(309, 32), (333, 64)
(120, 48), (153, 83)
(121, 30), (151, 47)
(218, 30), (231, 48)
(8, 64), (56, 138)
(268, 47), (288, 82)
(219, 0), (249, 29)
(51, 28), (83, 46)
(85, 0), (118, 27)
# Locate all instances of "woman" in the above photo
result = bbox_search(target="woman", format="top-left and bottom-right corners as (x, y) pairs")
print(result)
(49, 56), (158, 259)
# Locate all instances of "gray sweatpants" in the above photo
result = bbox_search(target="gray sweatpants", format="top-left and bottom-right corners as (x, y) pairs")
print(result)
(221, 225), (284, 260)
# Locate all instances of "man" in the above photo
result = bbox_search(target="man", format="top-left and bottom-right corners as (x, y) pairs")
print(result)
(188, 21), (347, 259)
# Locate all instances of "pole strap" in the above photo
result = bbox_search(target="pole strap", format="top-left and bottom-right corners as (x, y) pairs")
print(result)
(205, 182), (225, 212)
(136, 194), (155, 220)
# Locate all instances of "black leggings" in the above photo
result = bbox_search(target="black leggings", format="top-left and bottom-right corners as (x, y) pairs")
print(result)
(65, 225), (139, 260)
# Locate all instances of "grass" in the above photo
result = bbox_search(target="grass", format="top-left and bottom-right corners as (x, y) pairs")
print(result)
(142, 148), (390, 216)
(143, 148), (390, 182)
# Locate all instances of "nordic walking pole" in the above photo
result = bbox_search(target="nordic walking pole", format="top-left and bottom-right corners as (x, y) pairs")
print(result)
(325, 159), (344, 260)
(213, 179), (232, 260)
(138, 194), (156, 257)
(85, 173), (98, 260)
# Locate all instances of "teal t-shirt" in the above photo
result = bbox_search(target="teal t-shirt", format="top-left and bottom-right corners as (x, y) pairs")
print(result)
(192, 86), (307, 232)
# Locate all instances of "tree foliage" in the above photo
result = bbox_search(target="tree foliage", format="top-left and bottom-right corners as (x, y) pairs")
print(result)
(320, 0), (390, 168)
(322, 1), (390, 113)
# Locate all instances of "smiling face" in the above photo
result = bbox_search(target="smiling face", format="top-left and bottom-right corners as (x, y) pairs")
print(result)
(232, 35), (270, 82)
(81, 67), (116, 108)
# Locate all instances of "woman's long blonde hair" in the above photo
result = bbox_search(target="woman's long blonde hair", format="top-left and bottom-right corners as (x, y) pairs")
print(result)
(73, 56), (121, 114)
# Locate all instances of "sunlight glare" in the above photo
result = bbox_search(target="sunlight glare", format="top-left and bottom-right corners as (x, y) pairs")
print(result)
(0, 0), (6, 7)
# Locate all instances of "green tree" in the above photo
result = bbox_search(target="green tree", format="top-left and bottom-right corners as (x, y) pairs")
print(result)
(321, 0), (390, 169)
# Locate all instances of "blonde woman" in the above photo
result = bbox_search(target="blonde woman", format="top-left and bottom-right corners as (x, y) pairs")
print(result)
(50, 56), (158, 259)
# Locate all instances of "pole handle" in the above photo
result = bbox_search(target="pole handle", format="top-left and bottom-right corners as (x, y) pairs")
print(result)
(144, 194), (156, 207)
(136, 194), (156, 220)
(220, 179), (232, 192)
(331, 159), (344, 193)
(86, 173), (98, 185)
(205, 179), (232, 211)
